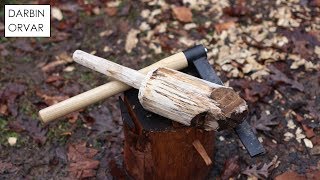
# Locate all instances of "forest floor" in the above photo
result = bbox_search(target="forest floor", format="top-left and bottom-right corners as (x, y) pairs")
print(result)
(0, 0), (320, 179)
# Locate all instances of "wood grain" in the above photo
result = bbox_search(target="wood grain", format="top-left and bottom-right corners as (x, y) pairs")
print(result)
(138, 68), (248, 131)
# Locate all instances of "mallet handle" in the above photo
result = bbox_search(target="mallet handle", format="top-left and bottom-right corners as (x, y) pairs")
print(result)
(39, 51), (188, 123)
(74, 50), (145, 89)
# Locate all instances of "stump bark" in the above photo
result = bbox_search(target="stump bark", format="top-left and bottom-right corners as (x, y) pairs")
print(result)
(120, 89), (215, 180)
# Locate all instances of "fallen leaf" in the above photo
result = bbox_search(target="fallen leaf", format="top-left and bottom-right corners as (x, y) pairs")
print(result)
(311, 0), (320, 7)
(0, 83), (26, 117)
(67, 142), (100, 179)
(36, 90), (69, 106)
(67, 112), (79, 124)
(280, 28), (320, 60)
(230, 79), (272, 103)
(45, 75), (65, 88)
(172, 7), (193, 23)
(0, 161), (18, 174)
(215, 21), (236, 33)
(268, 65), (304, 91)
(250, 113), (278, 133)
(125, 29), (140, 53)
(243, 156), (278, 179)
(221, 156), (240, 180)
(275, 171), (306, 180)
(51, 7), (63, 21)
(41, 52), (73, 73)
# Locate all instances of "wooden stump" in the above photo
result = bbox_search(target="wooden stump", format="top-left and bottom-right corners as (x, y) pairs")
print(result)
(120, 89), (215, 180)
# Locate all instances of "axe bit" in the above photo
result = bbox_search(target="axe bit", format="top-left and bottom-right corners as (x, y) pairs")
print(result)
(189, 55), (265, 157)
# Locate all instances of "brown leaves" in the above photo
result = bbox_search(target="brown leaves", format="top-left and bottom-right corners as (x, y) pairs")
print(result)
(215, 21), (236, 33)
(36, 90), (69, 106)
(275, 170), (320, 180)
(0, 161), (18, 174)
(221, 156), (240, 180)
(275, 171), (306, 180)
(0, 83), (26, 117)
(280, 28), (320, 60)
(268, 65), (304, 92)
(172, 7), (193, 23)
(243, 156), (278, 179)
(250, 112), (278, 133)
(230, 79), (272, 103)
(67, 142), (100, 179)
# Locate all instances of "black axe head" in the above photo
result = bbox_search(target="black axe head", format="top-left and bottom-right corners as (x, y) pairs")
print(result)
(183, 45), (265, 157)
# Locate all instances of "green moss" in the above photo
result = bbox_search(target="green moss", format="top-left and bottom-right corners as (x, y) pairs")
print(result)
(47, 121), (72, 144)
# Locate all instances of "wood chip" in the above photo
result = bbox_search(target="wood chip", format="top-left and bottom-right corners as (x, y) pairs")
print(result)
(303, 138), (313, 148)
(192, 139), (212, 166)
(125, 29), (140, 53)
(51, 7), (63, 21)
(172, 7), (193, 23)
(8, 137), (17, 146)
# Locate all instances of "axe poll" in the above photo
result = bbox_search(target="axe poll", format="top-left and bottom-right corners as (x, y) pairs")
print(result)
(39, 45), (207, 123)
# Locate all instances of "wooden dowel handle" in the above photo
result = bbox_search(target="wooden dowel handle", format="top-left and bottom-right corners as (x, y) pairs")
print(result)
(74, 50), (145, 89)
(39, 51), (188, 123)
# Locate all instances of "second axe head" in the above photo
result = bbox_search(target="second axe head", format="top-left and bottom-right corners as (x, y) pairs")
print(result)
(74, 50), (248, 131)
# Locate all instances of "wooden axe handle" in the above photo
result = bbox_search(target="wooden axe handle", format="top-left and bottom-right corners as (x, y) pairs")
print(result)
(74, 50), (145, 89)
(39, 51), (188, 123)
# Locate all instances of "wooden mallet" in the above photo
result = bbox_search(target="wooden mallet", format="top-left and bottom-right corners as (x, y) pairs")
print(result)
(73, 50), (248, 131)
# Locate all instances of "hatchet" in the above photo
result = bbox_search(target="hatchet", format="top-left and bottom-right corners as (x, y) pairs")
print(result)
(39, 45), (264, 156)
(73, 50), (248, 131)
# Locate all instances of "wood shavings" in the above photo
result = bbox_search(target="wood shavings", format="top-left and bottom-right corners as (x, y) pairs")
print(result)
(139, 22), (151, 31)
(303, 138), (313, 148)
(51, 7), (63, 21)
(154, 23), (167, 33)
(184, 23), (197, 30)
(125, 29), (140, 53)
(8, 137), (17, 146)
(287, 119), (296, 129)
(284, 132), (294, 141)
(242, 55), (264, 74)
(179, 37), (195, 46)
(295, 127), (306, 143)
(140, 9), (150, 18)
